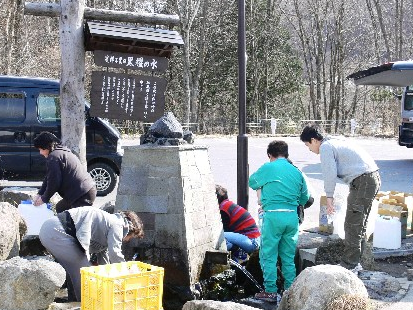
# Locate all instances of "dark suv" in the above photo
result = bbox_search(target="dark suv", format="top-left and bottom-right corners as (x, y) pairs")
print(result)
(0, 75), (123, 196)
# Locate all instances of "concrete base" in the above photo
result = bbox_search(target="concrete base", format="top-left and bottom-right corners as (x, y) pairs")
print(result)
(116, 144), (226, 288)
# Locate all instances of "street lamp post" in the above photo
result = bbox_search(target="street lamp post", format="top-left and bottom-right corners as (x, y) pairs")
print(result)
(237, 0), (249, 209)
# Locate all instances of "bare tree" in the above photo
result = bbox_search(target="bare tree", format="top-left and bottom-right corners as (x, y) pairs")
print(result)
(2, 0), (23, 75)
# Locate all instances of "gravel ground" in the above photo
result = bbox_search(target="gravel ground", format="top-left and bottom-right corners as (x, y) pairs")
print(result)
(374, 254), (413, 278)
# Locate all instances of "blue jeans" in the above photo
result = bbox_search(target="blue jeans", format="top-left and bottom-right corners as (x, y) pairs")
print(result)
(224, 232), (260, 253)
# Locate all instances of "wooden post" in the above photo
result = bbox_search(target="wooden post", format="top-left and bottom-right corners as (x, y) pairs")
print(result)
(59, 0), (86, 164)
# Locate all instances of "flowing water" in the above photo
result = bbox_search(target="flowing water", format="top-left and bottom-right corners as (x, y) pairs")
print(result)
(228, 258), (264, 293)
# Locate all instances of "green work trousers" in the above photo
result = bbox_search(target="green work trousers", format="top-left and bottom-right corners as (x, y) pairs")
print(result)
(342, 171), (381, 269)
(259, 211), (299, 293)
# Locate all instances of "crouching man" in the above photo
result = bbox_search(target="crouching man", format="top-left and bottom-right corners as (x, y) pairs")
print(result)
(39, 206), (144, 302)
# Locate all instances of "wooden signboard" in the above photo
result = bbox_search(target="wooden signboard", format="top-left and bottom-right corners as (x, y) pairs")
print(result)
(94, 50), (169, 72)
(90, 71), (167, 121)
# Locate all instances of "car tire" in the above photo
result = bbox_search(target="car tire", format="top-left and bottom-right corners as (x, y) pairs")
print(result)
(88, 162), (117, 196)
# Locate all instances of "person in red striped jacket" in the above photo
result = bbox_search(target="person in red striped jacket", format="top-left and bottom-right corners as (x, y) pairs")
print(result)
(216, 185), (261, 263)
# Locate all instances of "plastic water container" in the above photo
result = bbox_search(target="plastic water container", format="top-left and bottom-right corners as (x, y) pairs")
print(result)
(332, 196), (379, 240)
(373, 216), (401, 249)
(18, 200), (55, 235)
(333, 207), (345, 239)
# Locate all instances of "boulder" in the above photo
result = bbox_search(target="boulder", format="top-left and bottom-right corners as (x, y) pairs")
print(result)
(183, 300), (259, 310)
(0, 202), (26, 260)
(0, 187), (39, 207)
(325, 294), (372, 310)
(140, 112), (194, 145)
(360, 270), (403, 302)
(99, 200), (116, 214)
(149, 112), (183, 139)
(277, 264), (368, 310)
(0, 186), (61, 210)
(19, 235), (48, 257)
(48, 303), (80, 310)
(314, 237), (374, 270)
(0, 256), (65, 310)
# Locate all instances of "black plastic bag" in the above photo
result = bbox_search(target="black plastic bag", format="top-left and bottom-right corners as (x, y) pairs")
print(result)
(298, 196), (314, 225)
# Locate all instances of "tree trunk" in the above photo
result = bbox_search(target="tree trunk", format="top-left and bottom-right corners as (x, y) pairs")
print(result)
(373, 0), (391, 60)
(365, 0), (381, 63)
(174, 0), (201, 125)
(59, 0), (87, 165)
(3, 0), (19, 75)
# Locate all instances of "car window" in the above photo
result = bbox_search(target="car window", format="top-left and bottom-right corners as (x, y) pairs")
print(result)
(404, 94), (413, 111)
(0, 92), (25, 122)
(37, 94), (61, 122)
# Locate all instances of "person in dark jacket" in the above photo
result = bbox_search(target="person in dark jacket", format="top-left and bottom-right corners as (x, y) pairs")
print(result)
(33, 131), (96, 213)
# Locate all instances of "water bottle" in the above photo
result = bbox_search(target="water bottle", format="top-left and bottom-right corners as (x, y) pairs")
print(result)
(258, 207), (264, 228)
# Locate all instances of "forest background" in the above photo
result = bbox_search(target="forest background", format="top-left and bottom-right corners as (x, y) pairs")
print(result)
(1, 0), (411, 136)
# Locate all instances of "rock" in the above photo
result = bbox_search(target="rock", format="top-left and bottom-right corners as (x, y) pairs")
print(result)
(0, 202), (25, 260)
(0, 187), (39, 207)
(360, 270), (403, 302)
(149, 112), (183, 138)
(277, 264), (368, 310)
(48, 302), (81, 310)
(196, 269), (243, 301)
(314, 238), (374, 270)
(324, 294), (372, 310)
(140, 112), (193, 146)
(99, 200), (115, 214)
(0, 186), (61, 210)
(0, 256), (65, 310)
(407, 269), (413, 281)
(19, 235), (48, 257)
(297, 231), (329, 249)
(183, 300), (259, 310)
(183, 130), (195, 144)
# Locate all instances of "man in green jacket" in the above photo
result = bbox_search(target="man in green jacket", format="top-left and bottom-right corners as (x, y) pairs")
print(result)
(249, 140), (309, 303)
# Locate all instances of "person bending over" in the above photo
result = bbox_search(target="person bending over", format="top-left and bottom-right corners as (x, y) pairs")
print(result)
(300, 123), (380, 273)
(39, 206), (144, 302)
(216, 185), (261, 262)
(33, 131), (97, 213)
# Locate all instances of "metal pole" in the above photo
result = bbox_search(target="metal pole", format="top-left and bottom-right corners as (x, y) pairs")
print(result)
(237, 0), (248, 209)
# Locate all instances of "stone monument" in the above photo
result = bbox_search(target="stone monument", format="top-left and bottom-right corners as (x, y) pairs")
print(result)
(116, 113), (226, 302)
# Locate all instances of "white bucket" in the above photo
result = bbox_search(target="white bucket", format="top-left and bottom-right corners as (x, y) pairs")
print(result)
(18, 200), (55, 235)
(373, 216), (401, 249)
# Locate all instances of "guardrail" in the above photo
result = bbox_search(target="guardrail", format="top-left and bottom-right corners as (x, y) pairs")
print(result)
(112, 118), (395, 137)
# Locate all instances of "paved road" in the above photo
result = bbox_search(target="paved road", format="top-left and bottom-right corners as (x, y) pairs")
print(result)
(192, 135), (413, 230)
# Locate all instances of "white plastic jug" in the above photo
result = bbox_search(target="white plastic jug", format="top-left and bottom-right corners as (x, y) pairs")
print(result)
(373, 216), (401, 250)
(18, 200), (55, 235)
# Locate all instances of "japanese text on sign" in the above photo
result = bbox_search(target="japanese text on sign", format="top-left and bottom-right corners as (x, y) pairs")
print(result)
(90, 71), (167, 122)
(94, 50), (169, 72)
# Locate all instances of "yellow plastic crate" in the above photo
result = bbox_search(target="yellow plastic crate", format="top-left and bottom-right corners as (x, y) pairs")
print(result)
(81, 261), (164, 310)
